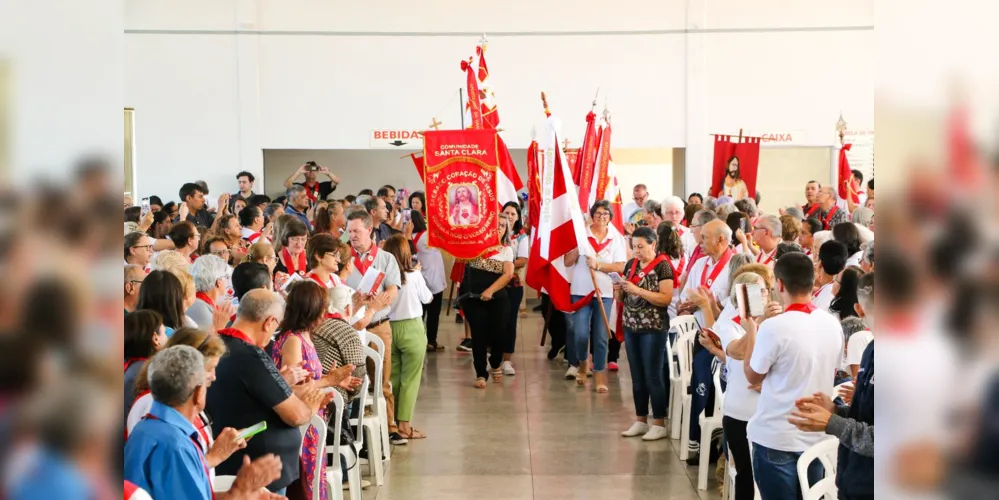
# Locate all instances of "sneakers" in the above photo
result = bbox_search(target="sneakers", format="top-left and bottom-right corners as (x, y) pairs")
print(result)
(501, 360), (516, 375)
(642, 425), (669, 441)
(564, 365), (578, 380)
(608, 361), (619, 372)
(456, 338), (473, 352)
(621, 421), (650, 437)
(389, 432), (409, 445)
(685, 441), (700, 464)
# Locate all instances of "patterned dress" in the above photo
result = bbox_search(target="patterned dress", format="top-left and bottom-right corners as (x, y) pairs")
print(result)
(271, 331), (327, 500)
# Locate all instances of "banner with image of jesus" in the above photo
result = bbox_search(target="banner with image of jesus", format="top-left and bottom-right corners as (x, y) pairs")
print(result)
(423, 129), (501, 259)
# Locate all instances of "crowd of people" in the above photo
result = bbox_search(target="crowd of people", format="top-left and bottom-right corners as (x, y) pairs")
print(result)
(120, 163), (874, 499)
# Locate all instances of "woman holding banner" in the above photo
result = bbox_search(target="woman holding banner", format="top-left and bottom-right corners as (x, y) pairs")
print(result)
(461, 216), (515, 388)
(563, 200), (627, 393)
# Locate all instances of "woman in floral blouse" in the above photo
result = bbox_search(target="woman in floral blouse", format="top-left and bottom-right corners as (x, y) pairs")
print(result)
(614, 226), (675, 442)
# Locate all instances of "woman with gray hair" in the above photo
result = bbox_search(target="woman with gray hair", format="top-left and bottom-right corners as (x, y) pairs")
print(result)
(851, 207), (874, 230)
(187, 255), (234, 330)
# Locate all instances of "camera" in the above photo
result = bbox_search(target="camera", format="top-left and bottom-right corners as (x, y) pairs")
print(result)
(306, 161), (320, 172)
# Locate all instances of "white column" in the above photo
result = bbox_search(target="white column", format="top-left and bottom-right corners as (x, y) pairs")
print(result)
(234, 0), (264, 190)
(683, 0), (711, 197)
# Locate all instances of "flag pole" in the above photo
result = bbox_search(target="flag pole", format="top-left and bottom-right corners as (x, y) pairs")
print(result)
(459, 88), (465, 129)
(589, 269), (613, 337)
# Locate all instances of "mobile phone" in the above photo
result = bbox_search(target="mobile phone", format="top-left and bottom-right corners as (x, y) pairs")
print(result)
(238, 421), (268, 440)
(735, 283), (765, 319)
(402, 208), (412, 224)
(141, 198), (150, 216)
(608, 272), (625, 284)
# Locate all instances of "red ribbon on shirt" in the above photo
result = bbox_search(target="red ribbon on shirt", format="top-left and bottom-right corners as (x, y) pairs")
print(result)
(351, 245), (378, 275)
(700, 249), (734, 288)
(281, 247), (307, 276)
(413, 231), (426, 246)
(628, 255), (668, 284)
(480, 247), (502, 260)
(804, 203), (821, 218)
(785, 302), (817, 314)
(822, 207), (839, 230)
(302, 181), (320, 203)
(588, 236), (612, 255)
(756, 248), (776, 267)
(217, 327), (254, 345)
(124, 357), (147, 372)
(813, 283), (833, 298)
(667, 254), (685, 289)
(195, 291), (217, 311)
(685, 245), (705, 277)
(307, 272), (334, 288)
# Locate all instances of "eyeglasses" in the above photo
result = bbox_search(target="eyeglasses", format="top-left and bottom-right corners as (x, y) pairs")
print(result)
(593, 212), (611, 218)
(127, 280), (144, 286)
(132, 245), (153, 251)
(210, 249), (231, 257)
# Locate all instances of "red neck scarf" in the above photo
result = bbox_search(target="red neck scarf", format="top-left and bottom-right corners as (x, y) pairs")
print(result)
(218, 327), (255, 345)
(281, 247), (307, 276)
(303, 181), (320, 203)
(124, 357), (147, 372)
(700, 249), (734, 288)
(785, 302), (818, 314)
(685, 245), (705, 276)
(325, 312), (346, 321)
(667, 254), (685, 289)
(588, 235), (612, 255)
(307, 271), (333, 288)
(413, 231), (426, 247)
(628, 255), (668, 284)
(813, 282), (833, 298)
(822, 207), (839, 229)
(351, 244), (378, 275)
(805, 203), (822, 218)
(756, 248), (776, 267)
(481, 247), (502, 259)
(195, 291), (216, 311)
(882, 313), (916, 337)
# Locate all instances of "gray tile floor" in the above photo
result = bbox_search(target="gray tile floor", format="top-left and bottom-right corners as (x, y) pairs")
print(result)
(363, 307), (723, 500)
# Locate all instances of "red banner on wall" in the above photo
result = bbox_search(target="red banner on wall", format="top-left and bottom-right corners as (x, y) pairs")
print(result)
(710, 135), (761, 201)
(423, 129), (501, 259)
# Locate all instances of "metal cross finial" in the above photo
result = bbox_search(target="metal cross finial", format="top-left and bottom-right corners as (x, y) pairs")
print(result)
(562, 138), (571, 150)
(429, 117), (442, 130)
(836, 113), (847, 141)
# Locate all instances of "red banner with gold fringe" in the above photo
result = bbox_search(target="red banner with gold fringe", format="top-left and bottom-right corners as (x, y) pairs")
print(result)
(423, 129), (501, 259)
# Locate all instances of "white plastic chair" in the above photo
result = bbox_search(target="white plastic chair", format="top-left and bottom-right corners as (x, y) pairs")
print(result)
(797, 438), (839, 500)
(364, 331), (391, 462)
(356, 346), (385, 485)
(698, 361), (725, 490)
(324, 390), (346, 500)
(298, 413), (331, 500)
(673, 328), (697, 459)
(328, 377), (366, 500)
(668, 315), (698, 439)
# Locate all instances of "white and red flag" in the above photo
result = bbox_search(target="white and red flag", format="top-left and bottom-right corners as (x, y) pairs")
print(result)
(525, 113), (593, 313)
(460, 41), (522, 207)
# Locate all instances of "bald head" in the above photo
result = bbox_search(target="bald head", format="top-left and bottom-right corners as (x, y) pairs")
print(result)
(818, 186), (837, 209)
(701, 219), (732, 259)
(234, 289), (285, 347)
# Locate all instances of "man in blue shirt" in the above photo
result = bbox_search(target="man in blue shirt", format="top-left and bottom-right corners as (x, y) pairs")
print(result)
(284, 185), (313, 231)
(124, 345), (284, 500)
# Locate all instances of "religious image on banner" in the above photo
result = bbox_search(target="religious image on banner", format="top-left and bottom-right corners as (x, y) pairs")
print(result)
(423, 129), (501, 259)
(710, 134), (761, 201)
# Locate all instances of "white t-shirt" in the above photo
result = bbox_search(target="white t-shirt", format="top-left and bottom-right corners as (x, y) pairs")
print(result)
(489, 246), (514, 262)
(846, 250), (863, 268)
(712, 304), (760, 421)
(755, 247), (777, 269)
(240, 226), (271, 245)
(414, 232), (446, 295)
(812, 282), (836, 312)
(846, 330), (874, 367)
(511, 232), (530, 281)
(570, 228), (627, 297)
(676, 225), (697, 260)
(681, 253), (734, 327)
(389, 270), (433, 321)
(667, 255), (685, 319)
(747, 305), (843, 452)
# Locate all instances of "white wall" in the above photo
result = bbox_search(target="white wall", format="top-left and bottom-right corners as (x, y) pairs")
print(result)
(125, 0), (873, 203)
(1, 0), (122, 180)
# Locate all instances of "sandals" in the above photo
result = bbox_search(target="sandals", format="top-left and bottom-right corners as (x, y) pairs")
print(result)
(595, 385), (609, 394)
(492, 368), (504, 382)
(426, 343), (445, 352)
(576, 361), (588, 386)
(594, 371), (609, 394)
(398, 428), (426, 440)
(474, 378), (487, 389)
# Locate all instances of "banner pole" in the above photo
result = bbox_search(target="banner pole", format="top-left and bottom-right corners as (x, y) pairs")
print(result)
(445, 281), (455, 316)
(589, 269), (613, 337)
(459, 88), (465, 129)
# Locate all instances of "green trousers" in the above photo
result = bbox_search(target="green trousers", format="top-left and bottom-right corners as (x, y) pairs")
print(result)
(390, 317), (428, 423)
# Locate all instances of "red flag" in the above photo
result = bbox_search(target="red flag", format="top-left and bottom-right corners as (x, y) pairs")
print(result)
(948, 104), (985, 188)
(527, 140), (541, 232)
(710, 135), (761, 200)
(410, 153), (424, 183)
(837, 143), (855, 201)
(590, 115), (624, 236)
(573, 111), (600, 210)
(525, 116), (593, 313)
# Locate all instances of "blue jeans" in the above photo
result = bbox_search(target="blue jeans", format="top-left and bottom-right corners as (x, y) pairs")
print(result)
(689, 348), (716, 444)
(752, 443), (824, 500)
(566, 295), (612, 371)
(624, 329), (668, 419)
